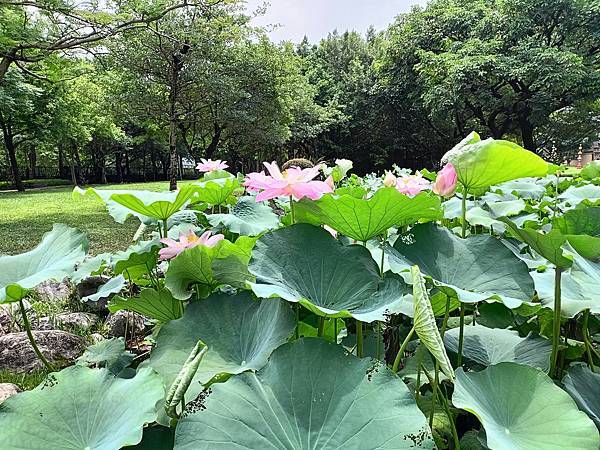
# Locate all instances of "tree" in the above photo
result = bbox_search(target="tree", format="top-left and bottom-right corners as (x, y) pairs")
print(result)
(387, 0), (600, 152)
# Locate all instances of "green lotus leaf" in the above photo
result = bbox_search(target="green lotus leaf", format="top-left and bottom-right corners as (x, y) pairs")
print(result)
(559, 184), (600, 210)
(398, 344), (450, 388)
(563, 363), (600, 427)
(444, 325), (552, 372)
(442, 196), (475, 220)
(502, 219), (573, 269)
(82, 274), (126, 302)
(411, 265), (455, 379)
(453, 363), (599, 450)
(581, 161), (600, 180)
(531, 250), (600, 317)
(249, 224), (411, 322)
(466, 206), (505, 232)
(174, 338), (435, 450)
(491, 178), (547, 200)
(441, 133), (548, 192)
(208, 196), (280, 236)
(144, 291), (294, 423)
(390, 223), (535, 308)
(0, 224), (88, 304)
(164, 237), (255, 300)
(109, 184), (199, 221)
(485, 199), (526, 217)
(295, 187), (442, 241)
(0, 366), (164, 450)
(73, 186), (149, 224)
(112, 239), (160, 279)
(552, 207), (600, 260)
(109, 288), (184, 322)
(192, 176), (240, 206)
(76, 337), (135, 375)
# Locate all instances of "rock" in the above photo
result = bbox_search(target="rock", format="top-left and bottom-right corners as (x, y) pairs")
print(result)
(0, 330), (86, 373)
(0, 383), (21, 404)
(34, 280), (71, 304)
(33, 317), (54, 331)
(55, 312), (98, 332)
(0, 304), (16, 335)
(105, 311), (145, 338)
(76, 276), (110, 315)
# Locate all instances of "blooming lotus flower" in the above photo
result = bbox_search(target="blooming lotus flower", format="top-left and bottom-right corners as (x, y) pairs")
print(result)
(396, 173), (430, 196)
(433, 163), (457, 197)
(325, 175), (335, 190)
(159, 230), (224, 260)
(383, 171), (397, 187)
(335, 159), (353, 178)
(244, 161), (333, 202)
(196, 158), (228, 173)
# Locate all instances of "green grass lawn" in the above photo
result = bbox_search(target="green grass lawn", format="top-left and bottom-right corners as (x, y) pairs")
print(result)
(0, 180), (194, 255)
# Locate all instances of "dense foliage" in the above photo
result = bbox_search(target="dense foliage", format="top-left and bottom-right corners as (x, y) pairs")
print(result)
(1, 137), (600, 449)
(1, 0), (599, 190)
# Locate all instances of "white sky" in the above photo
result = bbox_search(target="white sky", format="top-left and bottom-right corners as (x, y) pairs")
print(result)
(244, 0), (428, 43)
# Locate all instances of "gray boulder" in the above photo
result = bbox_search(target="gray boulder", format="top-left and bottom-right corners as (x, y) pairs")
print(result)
(0, 383), (21, 404)
(55, 312), (98, 332)
(76, 276), (110, 314)
(33, 280), (71, 304)
(0, 330), (86, 373)
(105, 311), (145, 338)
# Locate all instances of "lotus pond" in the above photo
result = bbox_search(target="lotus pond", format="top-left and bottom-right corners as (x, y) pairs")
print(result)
(1, 132), (600, 449)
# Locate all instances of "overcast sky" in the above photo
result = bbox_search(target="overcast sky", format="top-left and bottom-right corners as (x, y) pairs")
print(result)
(244, 0), (428, 43)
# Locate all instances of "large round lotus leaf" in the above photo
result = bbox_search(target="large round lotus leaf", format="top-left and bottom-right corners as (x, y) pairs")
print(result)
(174, 338), (435, 450)
(164, 237), (255, 299)
(502, 219), (573, 269)
(581, 161), (600, 180)
(491, 178), (547, 200)
(444, 325), (552, 371)
(295, 187), (442, 241)
(441, 132), (548, 192)
(144, 291), (294, 415)
(73, 186), (149, 223)
(74, 185), (198, 222)
(563, 363), (600, 427)
(559, 184), (600, 210)
(0, 366), (164, 450)
(453, 363), (599, 450)
(552, 207), (600, 260)
(390, 223), (535, 308)
(249, 224), (411, 322)
(192, 176), (240, 206)
(531, 249), (600, 317)
(208, 196), (280, 236)
(0, 224), (88, 304)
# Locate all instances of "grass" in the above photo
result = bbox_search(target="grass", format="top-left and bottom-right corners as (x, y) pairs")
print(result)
(0, 369), (49, 391)
(0, 180), (194, 255)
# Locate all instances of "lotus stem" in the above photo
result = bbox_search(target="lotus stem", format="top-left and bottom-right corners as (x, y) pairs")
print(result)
(162, 219), (169, 238)
(317, 316), (325, 337)
(334, 318), (338, 343)
(440, 296), (451, 338)
(18, 300), (52, 371)
(356, 320), (364, 358)
(582, 309), (596, 371)
(294, 304), (299, 339)
(289, 195), (295, 224)
(376, 322), (382, 360)
(392, 326), (415, 372)
(429, 361), (439, 429)
(461, 186), (468, 239)
(550, 267), (563, 378)
(415, 346), (423, 401)
(457, 304), (465, 367)
(380, 232), (386, 277)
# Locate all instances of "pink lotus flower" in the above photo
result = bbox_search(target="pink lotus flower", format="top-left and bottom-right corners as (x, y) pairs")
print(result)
(396, 173), (430, 196)
(159, 230), (224, 260)
(196, 158), (228, 173)
(432, 163), (457, 197)
(244, 161), (333, 202)
(325, 175), (335, 190)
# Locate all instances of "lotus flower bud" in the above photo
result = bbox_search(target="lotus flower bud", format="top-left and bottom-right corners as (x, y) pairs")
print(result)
(432, 163), (457, 197)
(383, 171), (397, 187)
(335, 159), (353, 178)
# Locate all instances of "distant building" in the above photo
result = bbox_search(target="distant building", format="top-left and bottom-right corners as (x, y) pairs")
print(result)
(568, 142), (600, 168)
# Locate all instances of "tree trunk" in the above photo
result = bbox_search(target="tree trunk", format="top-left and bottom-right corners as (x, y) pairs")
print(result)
(204, 123), (222, 159)
(0, 112), (24, 192)
(518, 114), (536, 151)
(115, 150), (123, 183)
(58, 146), (65, 179)
(28, 147), (37, 179)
